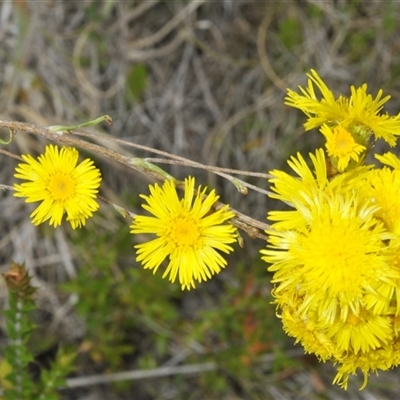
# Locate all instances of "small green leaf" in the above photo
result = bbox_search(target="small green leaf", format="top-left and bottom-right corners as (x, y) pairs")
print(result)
(278, 17), (302, 50)
(126, 64), (148, 100)
(48, 115), (112, 134)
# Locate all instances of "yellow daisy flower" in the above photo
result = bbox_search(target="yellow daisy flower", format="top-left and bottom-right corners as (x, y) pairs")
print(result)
(14, 144), (102, 229)
(278, 295), (338, 361)
(333, 342), (400, 390)
(326, 308), (393, 355)
(376, 151), (400, 169)
(267, 149), (370, 231)
(131, 177), (237, 290)
(285, 69), (400, 146)
(268, 148), (329, 205)
(264, 192), (392, 323)
(357, 166), (400, 235)
(320, 124), (366, 172)
(382, 239), (400, 316)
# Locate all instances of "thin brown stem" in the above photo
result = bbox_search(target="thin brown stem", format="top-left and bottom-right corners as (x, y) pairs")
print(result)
(0, 119), (270, 240)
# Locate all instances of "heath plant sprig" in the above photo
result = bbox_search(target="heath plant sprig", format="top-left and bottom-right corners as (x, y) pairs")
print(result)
(1, 262), (75, 399)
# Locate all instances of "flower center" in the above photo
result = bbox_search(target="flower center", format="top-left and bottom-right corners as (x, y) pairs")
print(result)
(48, 173), (76, 201)
(169, 216), (201, 247)
(346, 311), (363, 326)
(329, 126), (357, 156)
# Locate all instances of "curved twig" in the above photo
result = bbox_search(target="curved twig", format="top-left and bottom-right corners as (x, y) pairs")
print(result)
(0, 119), (270, 240)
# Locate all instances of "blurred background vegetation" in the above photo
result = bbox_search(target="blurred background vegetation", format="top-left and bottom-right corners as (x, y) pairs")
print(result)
(1, 0), (400, 399)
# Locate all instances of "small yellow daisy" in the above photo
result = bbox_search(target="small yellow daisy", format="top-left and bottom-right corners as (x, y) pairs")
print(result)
(376, 152), (400, 169)
(278, 296), (338, 361)
(357, 167), (400, 235)
(131, 177), (237, 290)
(14, 144), (102, 229)
(320, 124), (366, 172)
(333, 342), (400, 390)
(326, 308), (393, 355)
(285, 69), (400, 146)
(267, 149), (370, 231)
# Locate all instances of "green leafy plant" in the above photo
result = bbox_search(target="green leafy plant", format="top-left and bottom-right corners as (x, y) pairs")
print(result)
(62, 223), (182, 370)
(1, 262), (75, 400)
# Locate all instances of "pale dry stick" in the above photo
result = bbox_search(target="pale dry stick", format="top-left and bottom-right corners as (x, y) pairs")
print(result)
(110, 0), (160, 31)
(65, 362), (216, 389)
(204, 90), (279, 169)
(70, 129), (272, 200)
(182, 29), (258, 68)
(0, 226), (21, 262)
(172, 42), (194, 156)
(0, 120), (269, 239)
(192, 53), (223, 123)
(145, 158), (273, 197)
(128, 31), (185, 62)
(1, 5), (39, 112)
(54, 229), (77, 279)
(305, 0), (345, 19)
(70, 129), (271, 180)
(46, 294), (79, 339)
(161, 347), (192, 368)
(0, 120), (166, 179)
(0, 184), (14, 191)
(0, 2), (13, 38)
(128, 0), (206, 50)
(73, 23), (125, 99)
(65, 131), (271, 235)
(100, 177), (268, 239)
(257, 12), (291, 92)
(64, 348), (305, 389)
(0, 146), (22, 161)
(150, 40), (192, 152)
(29, 254), (68, 269)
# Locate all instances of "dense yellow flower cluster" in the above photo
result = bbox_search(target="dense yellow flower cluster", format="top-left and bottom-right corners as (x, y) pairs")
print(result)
(262, 71), (400, 389)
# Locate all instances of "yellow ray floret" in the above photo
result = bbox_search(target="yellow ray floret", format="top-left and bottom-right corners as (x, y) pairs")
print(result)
(131, 177), (237, 290)
(14, 144), (102, 229)
(320, 124), (366, 172)
(285, 69), (400, 146)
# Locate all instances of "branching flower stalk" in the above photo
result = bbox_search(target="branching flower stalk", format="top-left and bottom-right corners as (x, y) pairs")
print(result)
(0, 118), (269, 239)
